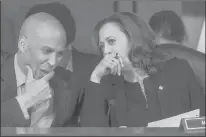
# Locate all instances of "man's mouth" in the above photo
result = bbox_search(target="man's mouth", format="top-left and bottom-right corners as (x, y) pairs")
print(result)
(41, 69), (50, 75)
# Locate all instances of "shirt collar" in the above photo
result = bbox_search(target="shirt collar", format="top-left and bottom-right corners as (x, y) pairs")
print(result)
(14, 53), (26, 87)
(58, 48), (73, 72)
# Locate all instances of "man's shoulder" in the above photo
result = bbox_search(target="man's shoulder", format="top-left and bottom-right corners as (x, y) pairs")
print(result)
(161, 57), (191, 79)
(1, 52), (14, 66)
(1, 53), (15, 77)
(54, 66), (72, 81)
(51, 66), (72, 86)
(1, 51), (10, 64)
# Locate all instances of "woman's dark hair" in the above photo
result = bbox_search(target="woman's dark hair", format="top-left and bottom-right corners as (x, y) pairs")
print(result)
(25, 2), (76, 46)
(149, 10), (187, 44)
(92, 12), (174, 75)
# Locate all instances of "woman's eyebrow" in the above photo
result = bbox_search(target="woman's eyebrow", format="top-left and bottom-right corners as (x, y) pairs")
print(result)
(106, 36), (116, 40)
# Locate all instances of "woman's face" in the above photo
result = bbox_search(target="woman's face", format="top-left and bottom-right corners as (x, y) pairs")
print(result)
(99, 22), (130, 60)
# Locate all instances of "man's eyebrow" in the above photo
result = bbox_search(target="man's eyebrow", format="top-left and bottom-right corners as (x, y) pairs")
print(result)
(41, 46), (54, 51)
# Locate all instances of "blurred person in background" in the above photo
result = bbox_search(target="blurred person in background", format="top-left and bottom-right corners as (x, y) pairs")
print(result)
(149, 10), (188, 46)
(149, 10), (205, 92)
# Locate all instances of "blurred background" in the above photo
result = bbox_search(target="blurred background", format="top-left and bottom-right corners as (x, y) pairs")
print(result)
(1, 0), (205, 57)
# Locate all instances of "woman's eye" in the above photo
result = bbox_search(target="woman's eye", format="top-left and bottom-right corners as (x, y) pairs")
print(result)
(108, 39), (116, 45)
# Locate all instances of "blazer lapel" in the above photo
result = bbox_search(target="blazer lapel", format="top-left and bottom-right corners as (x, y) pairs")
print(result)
(1, 54), (17, 102)
(143, 75), (163, 122)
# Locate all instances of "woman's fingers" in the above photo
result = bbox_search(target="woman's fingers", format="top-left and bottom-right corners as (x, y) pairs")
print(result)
(116, 53), (124, 67)
(104, 55), (122, 75)
(103, 57), (116, 75)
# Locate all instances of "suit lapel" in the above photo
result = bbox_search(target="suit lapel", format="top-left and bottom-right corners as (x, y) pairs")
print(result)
(50, 67), (76, 127)
(1, 54), (17, 102)
(49, 69), (65, 127)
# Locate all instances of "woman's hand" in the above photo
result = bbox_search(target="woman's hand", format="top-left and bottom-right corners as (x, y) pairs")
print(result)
(90, 52), (124, 83)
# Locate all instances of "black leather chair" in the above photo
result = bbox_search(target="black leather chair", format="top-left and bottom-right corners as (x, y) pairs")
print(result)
(157, 44), (205, 93)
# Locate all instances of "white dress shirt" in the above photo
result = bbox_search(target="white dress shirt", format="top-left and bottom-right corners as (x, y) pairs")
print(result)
(14, 53), (54, 127)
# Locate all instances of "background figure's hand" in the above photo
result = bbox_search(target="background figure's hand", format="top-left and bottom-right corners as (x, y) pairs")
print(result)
(90, 52), (124, 83)
(19, 65), (54, 110)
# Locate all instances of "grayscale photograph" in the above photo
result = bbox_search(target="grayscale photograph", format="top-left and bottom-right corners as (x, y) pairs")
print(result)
(1, 0), (205, 136)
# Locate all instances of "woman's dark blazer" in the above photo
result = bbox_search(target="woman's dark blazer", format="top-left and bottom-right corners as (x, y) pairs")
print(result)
(79, 56), (205, 127)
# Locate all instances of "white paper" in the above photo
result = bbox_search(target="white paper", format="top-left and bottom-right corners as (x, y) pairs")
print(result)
(147, 109), (200, 127)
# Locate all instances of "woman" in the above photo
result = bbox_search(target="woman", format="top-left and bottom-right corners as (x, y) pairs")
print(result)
(80, 12), (205, 127)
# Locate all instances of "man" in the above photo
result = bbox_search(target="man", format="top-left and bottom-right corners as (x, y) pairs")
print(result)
(23, 2), (101, 127)
(1, 2), (79, 127)
(24, 2), (100, 87)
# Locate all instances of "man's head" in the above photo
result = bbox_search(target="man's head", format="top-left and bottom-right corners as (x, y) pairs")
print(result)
(18, 3), (76, 79)
(149, 10), (187, 44)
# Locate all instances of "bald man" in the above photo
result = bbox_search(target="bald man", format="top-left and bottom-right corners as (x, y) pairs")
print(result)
(1, 12), (78, 127)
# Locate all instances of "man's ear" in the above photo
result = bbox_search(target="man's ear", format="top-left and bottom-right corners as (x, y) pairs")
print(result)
(18, 36), (28, 53)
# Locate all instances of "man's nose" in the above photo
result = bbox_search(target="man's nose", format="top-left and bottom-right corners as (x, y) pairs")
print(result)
(48, 53), (57, 66)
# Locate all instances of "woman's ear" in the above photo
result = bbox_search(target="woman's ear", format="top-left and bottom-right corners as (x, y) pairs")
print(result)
(18, 36), (28, 53)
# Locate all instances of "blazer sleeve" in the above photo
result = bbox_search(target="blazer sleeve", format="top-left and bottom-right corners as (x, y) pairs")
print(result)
(52, 86), (81, 127)
(50, 68), (81, 127)
(183, 60), (205, 116)
(80, 81), (109, 127)
(1, 98), (30, 127)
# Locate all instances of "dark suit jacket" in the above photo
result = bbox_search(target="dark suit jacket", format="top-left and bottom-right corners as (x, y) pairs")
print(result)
(1, 54), (81, 127)
(80, 57), (205, 127)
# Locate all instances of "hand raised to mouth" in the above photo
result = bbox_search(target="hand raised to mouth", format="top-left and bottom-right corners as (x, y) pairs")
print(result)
(16, 65), (55, 112)
(90, 52), (124, 83)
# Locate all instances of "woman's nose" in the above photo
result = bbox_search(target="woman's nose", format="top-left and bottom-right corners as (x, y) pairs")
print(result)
(104, 52), (112, 56)
(103, 45), (112, 56)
